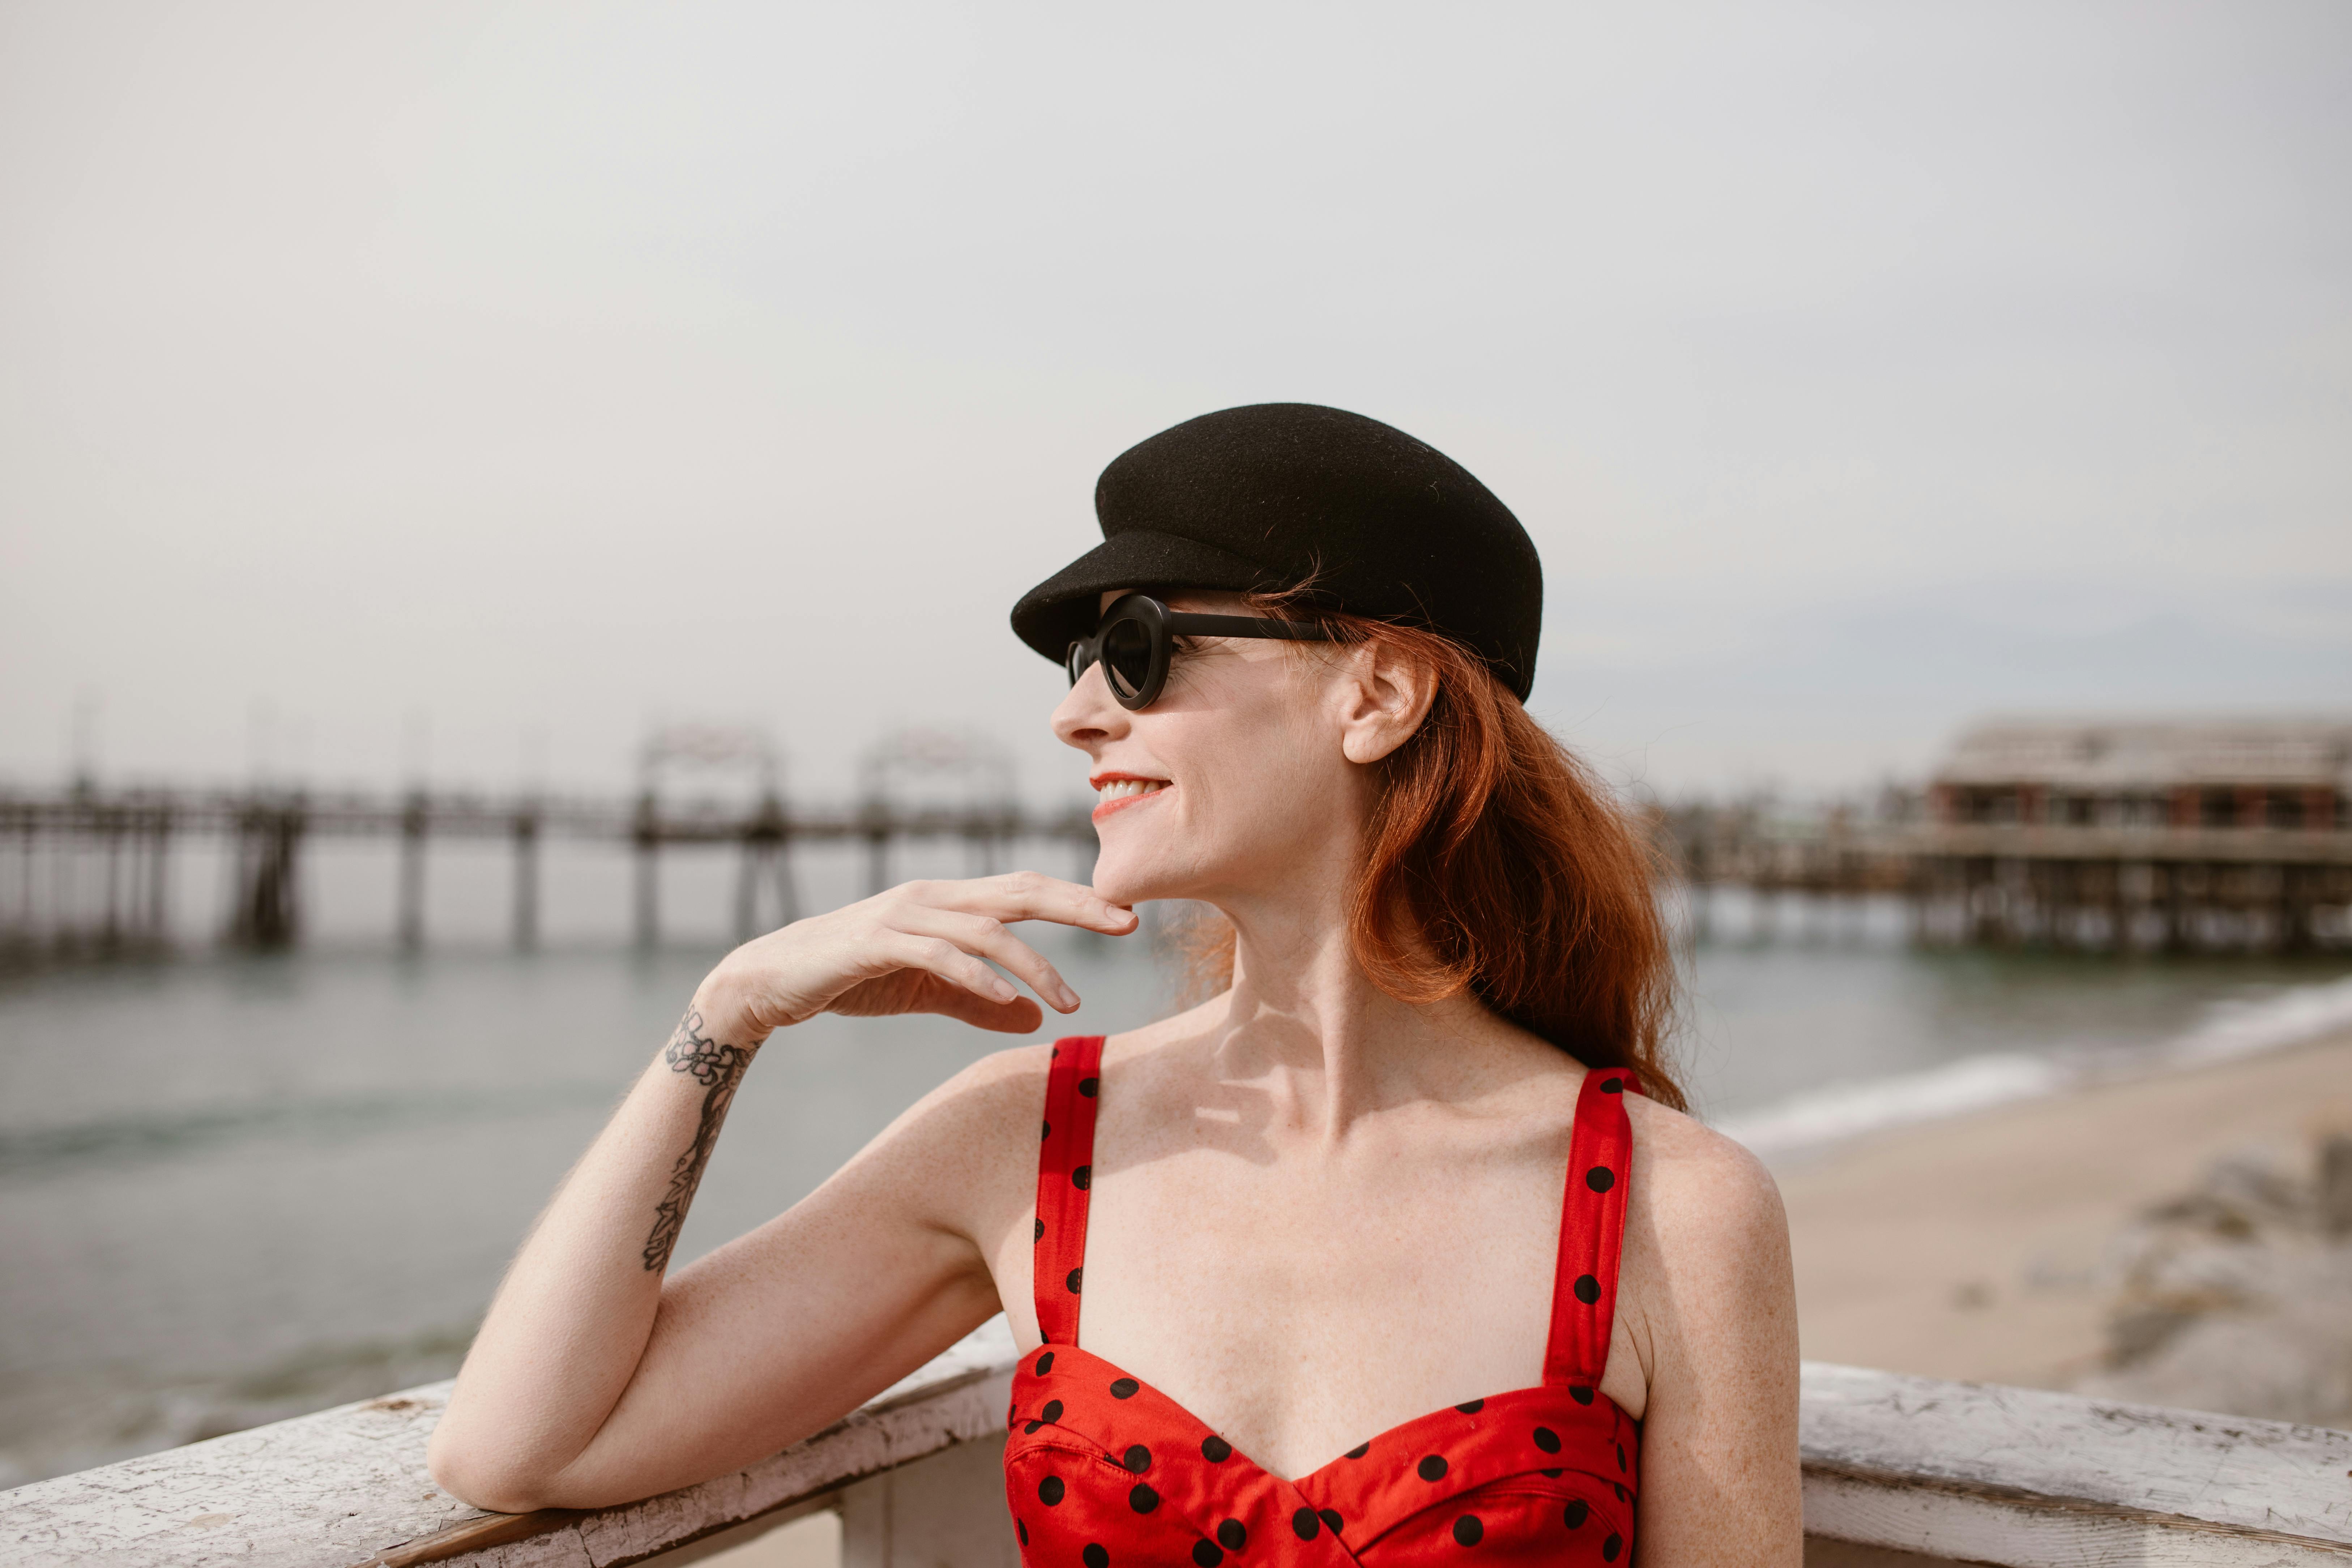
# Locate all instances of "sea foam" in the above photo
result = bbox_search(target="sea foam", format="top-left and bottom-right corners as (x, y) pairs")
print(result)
(1711, 973), (2352, 1162)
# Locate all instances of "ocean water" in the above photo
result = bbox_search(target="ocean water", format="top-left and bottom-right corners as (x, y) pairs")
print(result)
(2, 845), (2348, 1487)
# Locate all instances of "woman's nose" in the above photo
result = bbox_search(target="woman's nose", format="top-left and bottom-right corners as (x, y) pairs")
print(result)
(1052, 664), (1127, 749)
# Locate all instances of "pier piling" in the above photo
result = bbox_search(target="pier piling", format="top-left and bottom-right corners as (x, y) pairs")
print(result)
(397, 790), (427, 951)
(512, 807), (540, 950)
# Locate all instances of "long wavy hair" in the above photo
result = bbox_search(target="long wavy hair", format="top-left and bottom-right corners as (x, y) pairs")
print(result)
(1175, 596), (1686, 1110)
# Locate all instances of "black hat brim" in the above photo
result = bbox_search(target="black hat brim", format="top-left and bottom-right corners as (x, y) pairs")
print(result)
(1009, 529), (1281, 668)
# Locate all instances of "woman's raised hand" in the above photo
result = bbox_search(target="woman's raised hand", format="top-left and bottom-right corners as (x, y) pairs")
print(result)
(692, 872), (1139, 1042)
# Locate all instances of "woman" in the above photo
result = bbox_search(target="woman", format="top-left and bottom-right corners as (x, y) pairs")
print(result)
(429, 404), (1801, 1564)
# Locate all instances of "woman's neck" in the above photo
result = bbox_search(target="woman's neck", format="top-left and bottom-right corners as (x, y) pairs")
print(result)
(1203, 890), (1536, 1143)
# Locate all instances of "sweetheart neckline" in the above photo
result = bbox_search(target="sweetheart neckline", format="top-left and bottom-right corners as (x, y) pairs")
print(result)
(1017, 1341), (1632, 1491)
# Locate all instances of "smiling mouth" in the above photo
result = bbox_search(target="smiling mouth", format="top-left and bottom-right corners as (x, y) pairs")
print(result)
(1092, 776), (1171, 819)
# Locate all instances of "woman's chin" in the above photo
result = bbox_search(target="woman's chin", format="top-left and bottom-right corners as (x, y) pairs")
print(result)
(1087, 853), (1196, 910)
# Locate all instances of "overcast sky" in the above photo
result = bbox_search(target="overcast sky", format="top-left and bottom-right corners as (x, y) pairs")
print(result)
(3, 1), (2346, 805)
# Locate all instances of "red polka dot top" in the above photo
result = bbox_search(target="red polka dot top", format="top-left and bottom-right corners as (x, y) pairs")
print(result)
(1005, 1036), (1642, 1565)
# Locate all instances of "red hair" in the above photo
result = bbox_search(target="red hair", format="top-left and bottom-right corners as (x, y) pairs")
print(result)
(1181, 604), (1686, 1111)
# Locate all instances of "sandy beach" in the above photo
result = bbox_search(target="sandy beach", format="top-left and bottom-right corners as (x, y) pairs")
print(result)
(1778, 1025), (2352, 1394)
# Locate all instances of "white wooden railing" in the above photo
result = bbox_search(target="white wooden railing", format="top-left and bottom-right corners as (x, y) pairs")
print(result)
(4, 1321), (2348, 1567)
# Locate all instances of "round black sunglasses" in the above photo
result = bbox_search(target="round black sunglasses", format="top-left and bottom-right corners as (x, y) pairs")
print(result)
(1066, 593), (1333, 710)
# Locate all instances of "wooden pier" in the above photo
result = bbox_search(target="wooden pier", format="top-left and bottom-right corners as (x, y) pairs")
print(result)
(1659, 717), (2352, 954)
(0, 781), (1094, 959)
(1659, 805), (2352, 953)
(7, 717), (2347, 961)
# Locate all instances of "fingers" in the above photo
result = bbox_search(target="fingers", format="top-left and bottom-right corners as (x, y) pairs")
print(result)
(892, 906), (1081, 1013)
(874, 931), (1019, 1012)
(895, 872), (1138, 935)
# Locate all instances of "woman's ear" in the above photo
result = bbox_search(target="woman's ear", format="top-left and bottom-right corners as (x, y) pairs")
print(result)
(1337, 639), (1438, 764)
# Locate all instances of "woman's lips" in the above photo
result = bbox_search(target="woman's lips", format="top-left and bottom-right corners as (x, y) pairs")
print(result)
(1091, 776), (1171, 821)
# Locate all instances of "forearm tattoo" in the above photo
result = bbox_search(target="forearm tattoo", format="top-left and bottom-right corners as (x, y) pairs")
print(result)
(641, 1009), (755, 1272)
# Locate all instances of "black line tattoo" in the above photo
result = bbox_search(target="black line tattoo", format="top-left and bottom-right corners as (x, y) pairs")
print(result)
(642, 1008), (755, 1273)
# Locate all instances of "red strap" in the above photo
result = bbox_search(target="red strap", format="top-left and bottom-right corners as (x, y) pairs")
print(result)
(1033, 1035), (1104, 1346)
(1542, 1067), (1640, 1390)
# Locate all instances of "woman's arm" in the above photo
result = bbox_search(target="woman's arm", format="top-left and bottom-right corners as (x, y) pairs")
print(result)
(425, 873), (1136, 1512)
(1624, 1110), (1804, 1566)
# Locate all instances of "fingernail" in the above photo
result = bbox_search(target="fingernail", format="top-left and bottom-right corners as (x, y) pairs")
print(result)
(992, 978), (1016, 1001)
(1060, 987), (1081, 1011)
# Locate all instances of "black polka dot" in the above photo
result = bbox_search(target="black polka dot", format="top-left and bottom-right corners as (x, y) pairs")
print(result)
(1455, 1399), (1484, 1414)
(1345, 1442), (1370, 1460)
(1417, 1454), (1448, 1482)
(1024, 1420), (1042, 1435)
(1110, 1377), (1139, 1399)
(1036, 1351), (1055, 1375)
(1128, 1483), (1159, 1514)
(1079, 1076), (1099, 1098)
(1039, 1475), (1065, 1506)
(1041, 1120), (1051, 1140)
(1612, 1482), (1628, 1503)
(1600, 1077), (1624, 1094)
(1533, 1426), (1561, 1454)
(1616, 1442), (1627, 1472)
(1318, 1510), (1344, 1534)
(1563, 1499), (1589, 1529)
(1586, 1166), (1615, 1192)
(1067, 1266), (1084, 1293)
(1602, 1533), (1623, 1560)
(1124, 1443), (1151, 1473)
(1191, 1542), (1222, 1568)
(1540, 1467), (1563, 1478)
(1034, 1218), (1045, 1242)
(1217, 1520), (1246, 1551)
(1201, 1435), (1233, 1463)
(1570, 1385), (1595, 1405)
(1042, 1400), (1063, 1422)
(1018, 1521), (1028, 1546)
(1084, 1546), (1109, 1568)
(1574, 1274), (1601, 1305)
(1292, 1508), (1320, 1541)
(1452, 1515), (1484, 1546)
(1072, 1165), (1092, 1191)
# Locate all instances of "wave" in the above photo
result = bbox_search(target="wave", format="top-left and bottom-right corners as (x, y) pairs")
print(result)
(2157, 973), (2352, 1068)
(1711, 974), (2352, 1162)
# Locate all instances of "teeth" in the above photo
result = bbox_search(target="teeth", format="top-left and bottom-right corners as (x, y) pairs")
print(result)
(1097, 779), (1168, 802)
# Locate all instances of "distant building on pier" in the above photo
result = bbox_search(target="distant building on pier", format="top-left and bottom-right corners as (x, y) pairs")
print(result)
(1916, 717), (2352, 950)
(1929, 717), (2348, 833)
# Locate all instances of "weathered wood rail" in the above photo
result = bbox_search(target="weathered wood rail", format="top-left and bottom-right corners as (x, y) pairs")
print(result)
(4, 1326), (2347, 1567)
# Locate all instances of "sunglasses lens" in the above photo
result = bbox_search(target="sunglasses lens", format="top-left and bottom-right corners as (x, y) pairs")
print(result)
(1101, 616), (1154, 701)
(1065, 641), (1088, 686)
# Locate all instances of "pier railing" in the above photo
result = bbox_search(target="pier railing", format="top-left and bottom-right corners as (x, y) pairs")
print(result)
(5, 1325), (2348, 1567)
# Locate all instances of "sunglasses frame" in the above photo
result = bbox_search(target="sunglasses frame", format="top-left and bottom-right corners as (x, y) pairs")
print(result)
(1065, 593), (1334, 710)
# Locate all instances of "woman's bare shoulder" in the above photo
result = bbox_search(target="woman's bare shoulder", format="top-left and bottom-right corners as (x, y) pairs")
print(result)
(908, 1010), (1187, 1155)
(1624, 1092), (1789, 1266)
(896, 1038), (1058, 1146)
(835, 1039), (1060, 1227)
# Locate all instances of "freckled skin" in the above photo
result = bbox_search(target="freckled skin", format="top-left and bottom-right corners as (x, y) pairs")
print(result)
(427, 590), (1802, 1568)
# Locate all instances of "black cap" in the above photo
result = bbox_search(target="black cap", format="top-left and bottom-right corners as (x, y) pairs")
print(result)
(1010, 403), (1542, 700)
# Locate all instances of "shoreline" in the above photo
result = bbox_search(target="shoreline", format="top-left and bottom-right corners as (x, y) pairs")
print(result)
(1711, 971), (2352, 1164)
(1776, 1021), (2352, 1392)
